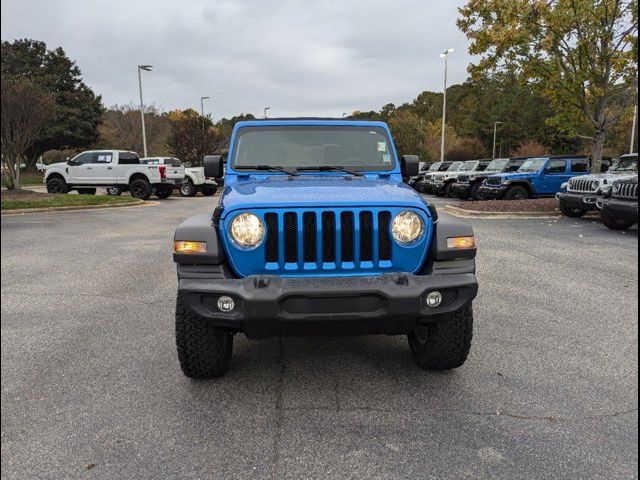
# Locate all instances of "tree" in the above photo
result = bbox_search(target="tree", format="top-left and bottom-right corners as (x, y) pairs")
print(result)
(99, 103), (171, 155)
(1, 39), (104, 164)
(1, 77), (55, 189)
(167, 109), (226, 165)
(458, 0), (638, 172)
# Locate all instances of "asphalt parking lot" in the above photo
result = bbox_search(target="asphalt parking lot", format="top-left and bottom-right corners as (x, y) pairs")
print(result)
(1, 194), (638, 479)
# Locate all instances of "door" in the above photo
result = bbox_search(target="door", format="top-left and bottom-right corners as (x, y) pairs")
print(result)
(67, 152), (95, 183)
(90, 151), (116, 183)
(537, 159), (568, 195)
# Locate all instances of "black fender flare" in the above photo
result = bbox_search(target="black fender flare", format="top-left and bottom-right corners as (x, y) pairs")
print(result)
(173, 213), (225, 265)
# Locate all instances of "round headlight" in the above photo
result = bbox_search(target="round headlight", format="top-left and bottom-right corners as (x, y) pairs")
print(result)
(229, 212), (265, 249)
(391, 211), (424, 244)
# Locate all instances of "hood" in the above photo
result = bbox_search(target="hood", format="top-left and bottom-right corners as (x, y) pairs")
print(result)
(45, 162), (67, 170)
(488, 171), (536, 181)
(220, 176), (429, 215)
(573, 171), (638, 182)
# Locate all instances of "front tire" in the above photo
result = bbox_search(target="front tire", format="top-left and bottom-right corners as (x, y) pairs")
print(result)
(469, 183), (481, 201)
(175, 295), (233, 378)
(180, 180), (198, 197)
(200, 185), (217, 196)
(559, 201), (587, 218)
(408, 304), (473, 370)
(600, 209), (635, 231)
(155, 186), (173, 199)
(105, 186), (122, 196)
(46, 177), (69, 194)
(505, 186), (529, 200)
(129, 179), (152, 200)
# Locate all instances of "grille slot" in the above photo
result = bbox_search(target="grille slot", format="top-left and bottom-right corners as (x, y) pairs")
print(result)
(265, 213), (279, 263)
(322, 212), (336, 262)
(303, 212), (316, 263)
(340, 212), (354, 262)
(359, 212), (373, 261)
(284, 213), (297, 263)
(378, 211), (392, 261)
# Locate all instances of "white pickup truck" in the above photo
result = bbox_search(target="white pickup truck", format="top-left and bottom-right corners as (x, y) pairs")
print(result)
(44, 150), (180, 200)
(141, 157), (217, 197)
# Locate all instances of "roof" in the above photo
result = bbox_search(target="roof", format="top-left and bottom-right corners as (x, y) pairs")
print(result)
(235, 119), (389, 128)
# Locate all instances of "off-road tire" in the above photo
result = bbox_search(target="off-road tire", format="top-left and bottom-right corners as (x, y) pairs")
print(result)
(129, 179), (152, 200)
(200, 185), (217, 196)
(559, 201), (587, 218)
(415, 181), (427, 193)
(505, 185), (529, 200)
(444, 182), (455, 198)
(600, 209), (635, 231)
(105, 186), (123, 196)
(175, 295), (233, 378)
(408, 303), (473, 370)
(469, 183), (481, 201)
(77, 188), (97, 195)
(46, 177), (70, 194)
(180, 180), (197, 197)
(155, 186), (173, 199)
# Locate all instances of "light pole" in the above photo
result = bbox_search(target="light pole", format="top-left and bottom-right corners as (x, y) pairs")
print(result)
(200, 96), (210, 118)
(439, 48), (454, 162)
(137, 65), (153, 158)
(630, 104), (638, 154)
(342, 112), (347, 118)
(492, 121), (504, 159)
(264, 107), (271, 119)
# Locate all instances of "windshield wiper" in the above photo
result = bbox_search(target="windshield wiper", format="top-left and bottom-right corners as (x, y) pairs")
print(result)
(297, 166), (365, 177)
(235, 165), (299, 176)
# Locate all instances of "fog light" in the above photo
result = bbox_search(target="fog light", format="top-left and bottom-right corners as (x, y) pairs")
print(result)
(217, 296), (235, 312)
(426, 291), (443, 308)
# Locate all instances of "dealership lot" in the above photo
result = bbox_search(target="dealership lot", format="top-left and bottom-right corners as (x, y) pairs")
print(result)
(1, 195), (637, 479)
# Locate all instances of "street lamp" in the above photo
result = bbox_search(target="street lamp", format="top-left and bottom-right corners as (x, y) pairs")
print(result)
(492, 121), (504, 159)
(200, 96), (211, 117)
(264, 106), (271, 119)
(439, 49), (454, 162)
(342, 112), (347, 118)
(630, 104), (638, 154)
(137, 65), (153, 158)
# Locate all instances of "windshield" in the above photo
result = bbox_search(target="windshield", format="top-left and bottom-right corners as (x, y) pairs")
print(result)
(231, 126), (395, 171)
(610, 156), (638, 172)
(428, 162), (442, 172)
(518, 158), (548, 173)
(446, 162), (463, 172)
(486, 159), (509, 172)
(459, 161), (479, 172)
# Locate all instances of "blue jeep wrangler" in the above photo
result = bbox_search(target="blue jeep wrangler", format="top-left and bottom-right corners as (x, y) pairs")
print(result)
(172, 119), (478, 378)
(478, 155), (594, 200)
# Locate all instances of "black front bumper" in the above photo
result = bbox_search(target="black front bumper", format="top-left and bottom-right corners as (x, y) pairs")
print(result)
(432, 182), (447, 195)
(556, 191), (599, 210)
(451, 183), (470, 197)
(598, 197), (639, 222)
(179, 273), (478, 339)
(478, 185), (508, 200)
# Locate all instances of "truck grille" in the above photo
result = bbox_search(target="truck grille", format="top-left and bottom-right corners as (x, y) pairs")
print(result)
(568, 178), (598, 193)
(613, 182), (638, 200)
(434, 174), (445, 182)
(265, 209), (392, 266)
(486, 177), (503, 186)
(458, 175), (470, 184)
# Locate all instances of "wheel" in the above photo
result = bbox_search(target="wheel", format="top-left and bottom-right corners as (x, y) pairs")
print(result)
(505, 186), (529, 200)
(175, 294), (233, 378)
(408, 303), (473, 370)
(180, 180), (198, 197)
(155, 186), (173, 199)
(444, 183), (455, 197)
(415, 181), (427, 193)
(559, 201), (587, 218)
(600, 209), (635, 231)
(105, 186), (122, 196)
(469, 183), (481, 201)
(77, 188), (96, 195)
(46, 177), (69, 194)
(129, 179), (152, 200)
(200, 185), (217, 196)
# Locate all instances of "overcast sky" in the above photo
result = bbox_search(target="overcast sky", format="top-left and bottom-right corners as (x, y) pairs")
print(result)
(1, 0), (474, 119)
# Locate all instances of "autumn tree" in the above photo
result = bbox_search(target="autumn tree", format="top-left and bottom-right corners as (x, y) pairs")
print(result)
(458, 0), (638, 172)
(1, 77), (55, 189)
(167, 109), (226, 165)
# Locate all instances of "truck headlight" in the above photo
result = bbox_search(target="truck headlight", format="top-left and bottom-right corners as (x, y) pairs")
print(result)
(391, 211), (424, 244)
(229, 212), (265, 249)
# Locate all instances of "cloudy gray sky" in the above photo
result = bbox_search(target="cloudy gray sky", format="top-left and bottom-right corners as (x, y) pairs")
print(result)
(1, 0), (473, 119)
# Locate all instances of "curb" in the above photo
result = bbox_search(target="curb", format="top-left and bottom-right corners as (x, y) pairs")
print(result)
(443, 205), (601, 220)
(1, 199), (152, 216)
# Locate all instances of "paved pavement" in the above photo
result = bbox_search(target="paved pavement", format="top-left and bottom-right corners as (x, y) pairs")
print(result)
(1, 194), (638, 479)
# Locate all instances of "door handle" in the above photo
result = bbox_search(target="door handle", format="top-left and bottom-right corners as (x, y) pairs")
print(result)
(86, 167), (92, 170)
(107, 167), (113, 170)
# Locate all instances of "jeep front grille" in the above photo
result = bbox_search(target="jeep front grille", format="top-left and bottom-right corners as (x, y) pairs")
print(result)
(569, 178), (598, 193)
(613, 182), (639, 200)
(486, 177), (503, 186)
(265, 209), (392, 266)
(458, 175), (470, 184)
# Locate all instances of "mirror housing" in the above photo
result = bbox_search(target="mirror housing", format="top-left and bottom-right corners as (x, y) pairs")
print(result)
(400, 155), (420, 178)
(203, 155), (224, 178)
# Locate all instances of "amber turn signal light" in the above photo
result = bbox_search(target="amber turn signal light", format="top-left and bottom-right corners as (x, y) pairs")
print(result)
(447, 236), (476, 249)
(174, 241), (206, 254)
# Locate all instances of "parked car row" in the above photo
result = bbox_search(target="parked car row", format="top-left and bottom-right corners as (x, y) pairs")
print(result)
(42, 150), (219, 200)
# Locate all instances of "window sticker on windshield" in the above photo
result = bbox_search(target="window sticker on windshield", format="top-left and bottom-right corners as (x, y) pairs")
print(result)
(382, 153), (391, 163)
(377, 142), (387, 153)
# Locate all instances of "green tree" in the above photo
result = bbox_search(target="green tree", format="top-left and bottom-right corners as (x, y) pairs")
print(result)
(1, 39), (104, 164)
(1, 77), (55, 189)
(458, 0), (638, 172)
(167, 109), (226, 165)
(387, 110), (430, 160)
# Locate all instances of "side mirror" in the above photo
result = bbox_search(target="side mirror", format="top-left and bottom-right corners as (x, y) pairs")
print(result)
(203, 155), (223, 178)
(66, 159), (76, 166)
(400, 155), (420, 177)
